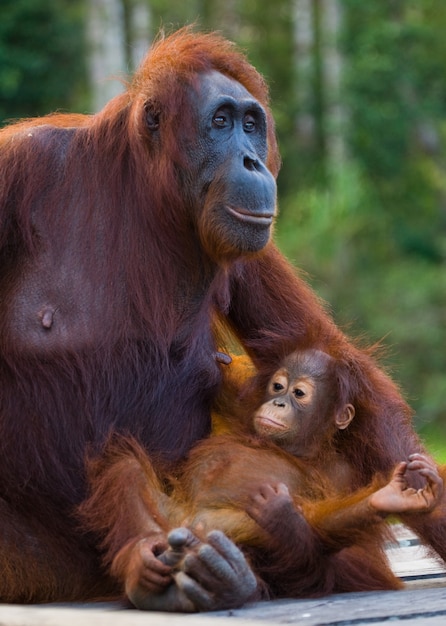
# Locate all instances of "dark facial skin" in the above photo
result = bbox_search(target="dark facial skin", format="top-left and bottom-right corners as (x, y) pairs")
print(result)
(253, 350), (355, 456)
(189, 71), (277, 262)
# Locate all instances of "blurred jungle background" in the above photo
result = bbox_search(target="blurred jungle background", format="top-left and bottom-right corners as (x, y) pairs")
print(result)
(1, 0), (445, 458)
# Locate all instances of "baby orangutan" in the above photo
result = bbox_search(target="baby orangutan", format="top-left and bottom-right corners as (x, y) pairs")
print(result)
(79, 349), (443, 611)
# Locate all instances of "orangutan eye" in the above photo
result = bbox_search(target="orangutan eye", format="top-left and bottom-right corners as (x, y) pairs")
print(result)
(212, 110), (230, 128)
(243, 114), (256, 133)
(294, 388), (305, 398)
(273, 382), (284, 391)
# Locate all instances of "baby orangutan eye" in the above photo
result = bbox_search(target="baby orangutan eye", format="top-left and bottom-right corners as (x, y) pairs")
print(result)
(294, 388), (305, 398)
(273, 382), (284, 391)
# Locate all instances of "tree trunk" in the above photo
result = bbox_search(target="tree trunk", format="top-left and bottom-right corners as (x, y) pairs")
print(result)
(86, 0), (127, 112)
(124, 0), (152, 71)
(293, 0), (316, 151)
(321, 0), (346, 169)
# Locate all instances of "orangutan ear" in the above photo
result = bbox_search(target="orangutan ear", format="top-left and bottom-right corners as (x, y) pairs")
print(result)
(335, 404), (355, 430)
(144, 101), (160, 131)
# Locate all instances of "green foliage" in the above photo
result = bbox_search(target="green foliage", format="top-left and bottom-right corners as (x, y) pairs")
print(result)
(273, 1), (446, 445)
(0, 0), (86, 123)
(276, 161), (446, 436)
(343, 1), (446, 263)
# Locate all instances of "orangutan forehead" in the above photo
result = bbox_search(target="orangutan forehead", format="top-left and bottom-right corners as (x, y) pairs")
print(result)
(282, 349), (334, 380)
(197, 71), (255, 100)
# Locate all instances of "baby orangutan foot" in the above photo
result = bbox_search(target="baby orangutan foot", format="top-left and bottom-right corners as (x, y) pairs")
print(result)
(125, 528), (199, 612)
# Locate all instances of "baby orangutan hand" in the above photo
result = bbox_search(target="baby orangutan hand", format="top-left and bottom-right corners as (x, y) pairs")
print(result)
(246, 482), (308, 540)
(369, 453), (443, 516)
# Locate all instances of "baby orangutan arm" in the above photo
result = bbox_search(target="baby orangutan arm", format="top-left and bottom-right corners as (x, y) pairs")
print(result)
(305, 455), (442, 550)
(78, 437), (174, 598)
(246, 455), (443, 556)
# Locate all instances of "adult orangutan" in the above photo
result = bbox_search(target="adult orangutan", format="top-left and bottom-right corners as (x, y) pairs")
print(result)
(79, 349), (443, 611)
(0, 27), (445, 609)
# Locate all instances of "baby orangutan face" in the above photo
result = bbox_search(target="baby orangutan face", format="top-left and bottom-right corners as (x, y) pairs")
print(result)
(253, 349), (355, 455)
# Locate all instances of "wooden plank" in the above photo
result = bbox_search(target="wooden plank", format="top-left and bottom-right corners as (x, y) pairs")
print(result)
(0, 525), (444, 625)
(216, 586), (446, 624)
(386, 525), (446, 585)
(2, 586), (446, 626)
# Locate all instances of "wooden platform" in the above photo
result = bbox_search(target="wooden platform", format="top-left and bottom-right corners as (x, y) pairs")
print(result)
(0, 526), (445, 626)
(386, 524), (446, 586)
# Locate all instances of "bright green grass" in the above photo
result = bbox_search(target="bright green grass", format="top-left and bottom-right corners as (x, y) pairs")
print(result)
(421, 428), (446, 463)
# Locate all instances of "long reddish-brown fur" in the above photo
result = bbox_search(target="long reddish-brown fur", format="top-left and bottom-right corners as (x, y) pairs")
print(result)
(0, 27), (444, 604)
(79, 433), (401, 601)
(78, 347), (443, 602)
